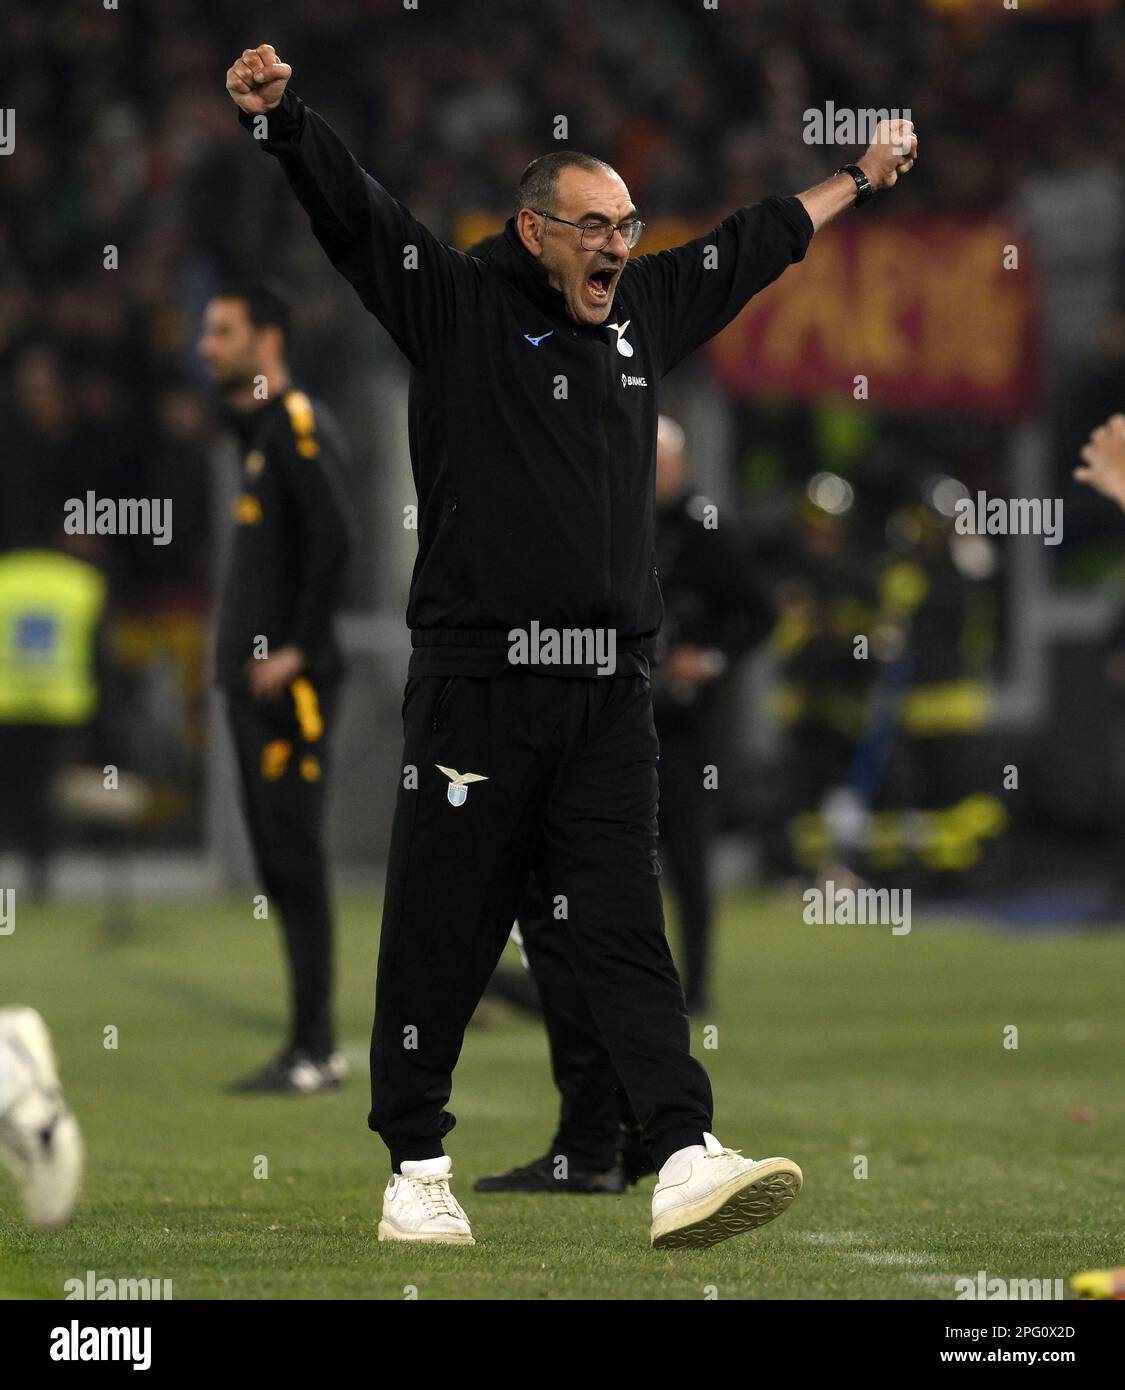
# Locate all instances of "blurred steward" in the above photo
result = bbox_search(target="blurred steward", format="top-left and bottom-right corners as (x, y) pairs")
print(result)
(0, 537), (107, 897)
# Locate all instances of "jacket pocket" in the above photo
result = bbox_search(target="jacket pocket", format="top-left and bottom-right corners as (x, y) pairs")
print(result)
(430, 675), (459, 731)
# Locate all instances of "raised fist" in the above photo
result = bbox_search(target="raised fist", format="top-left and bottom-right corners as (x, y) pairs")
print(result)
(859, 118), (918, 191)
(226, 44), (292, 116)
(1076, 414), (1125, 512)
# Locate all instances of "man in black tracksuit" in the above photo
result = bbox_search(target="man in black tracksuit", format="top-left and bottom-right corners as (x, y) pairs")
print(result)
(227, 41), (916, 1248)
(200, 280), (352, 1094)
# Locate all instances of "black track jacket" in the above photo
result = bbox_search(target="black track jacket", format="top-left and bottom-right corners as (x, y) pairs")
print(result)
(215, 391), (351, 690)
(240, 92), (814, 678)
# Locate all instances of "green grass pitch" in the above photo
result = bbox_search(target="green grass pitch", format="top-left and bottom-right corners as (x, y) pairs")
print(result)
(2, 890), (1122, 1300)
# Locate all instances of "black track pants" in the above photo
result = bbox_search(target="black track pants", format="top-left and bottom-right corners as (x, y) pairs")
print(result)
(226, 679), (339, 1059)
(514, 871), (625, 1173)
(368, 669), (712, 1173)
(655, 723), (716, 1010)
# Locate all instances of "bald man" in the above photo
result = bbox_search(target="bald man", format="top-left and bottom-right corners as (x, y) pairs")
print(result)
(227, 42), (916, 1248)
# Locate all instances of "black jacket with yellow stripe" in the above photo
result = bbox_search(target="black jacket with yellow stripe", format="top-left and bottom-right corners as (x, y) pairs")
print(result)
(215, 388), (351, 689)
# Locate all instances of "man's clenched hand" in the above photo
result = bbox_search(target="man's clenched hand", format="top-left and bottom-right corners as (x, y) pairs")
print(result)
(858, 118), (918, 191)
(226, 44), (292, 116)
(798, 116), (918, 232)
(1076, 414), (1125, 512)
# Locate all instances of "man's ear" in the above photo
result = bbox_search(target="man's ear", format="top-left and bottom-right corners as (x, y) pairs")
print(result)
(261, 323), (287, 363)
(516, 208), (545, 259)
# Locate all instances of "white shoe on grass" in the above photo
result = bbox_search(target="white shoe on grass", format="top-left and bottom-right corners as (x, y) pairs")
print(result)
(0, 1007), (84, 1230)
(650, 1132), (801, 1250)
(378, 1156), (475, 1245)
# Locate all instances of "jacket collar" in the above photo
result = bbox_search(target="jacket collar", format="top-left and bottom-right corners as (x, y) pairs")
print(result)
(220, 393), (282, 450)
(487, 218), (595, 332)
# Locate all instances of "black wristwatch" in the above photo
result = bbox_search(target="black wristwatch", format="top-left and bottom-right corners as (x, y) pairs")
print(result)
(836, 163), (874, 206)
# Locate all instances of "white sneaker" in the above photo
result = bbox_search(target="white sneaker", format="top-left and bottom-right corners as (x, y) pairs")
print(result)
(650, 1132), (801, 1250)
(323, 1051), (348, 1084)
(0, 1007), (84, 1230)
(378, 1156), (475, 1245)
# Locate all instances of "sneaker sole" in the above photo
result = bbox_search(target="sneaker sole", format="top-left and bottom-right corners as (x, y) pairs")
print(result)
(377, 1219), (476, 1246)
(650, 1159), (803, 1250)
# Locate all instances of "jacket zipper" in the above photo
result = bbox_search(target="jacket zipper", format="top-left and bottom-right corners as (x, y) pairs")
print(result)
(594, 335), (613, 611)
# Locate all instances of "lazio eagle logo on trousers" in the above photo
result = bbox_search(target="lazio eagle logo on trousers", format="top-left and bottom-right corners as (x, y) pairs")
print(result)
(436, 765), (489, 807)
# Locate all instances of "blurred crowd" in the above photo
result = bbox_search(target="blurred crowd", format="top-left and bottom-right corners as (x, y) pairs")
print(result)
(2, 0), (1124, 873)
(4, 0), (1124, 581)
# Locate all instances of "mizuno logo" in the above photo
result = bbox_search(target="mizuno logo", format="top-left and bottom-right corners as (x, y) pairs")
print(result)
(523, 331), (553, 346)
(436, 764), (489, 807)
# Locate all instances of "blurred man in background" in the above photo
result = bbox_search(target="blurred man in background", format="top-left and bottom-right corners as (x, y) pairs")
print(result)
(1076, 413), (1125, 920)
(199, 280), (352, 1095)
(1057, 415), (1125, 1291)
(477, 416), (775, 1192)
(650, 414), (775, 1011)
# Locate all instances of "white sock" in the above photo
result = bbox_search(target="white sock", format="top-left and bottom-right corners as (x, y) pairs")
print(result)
(658, 1142), (706, 1185)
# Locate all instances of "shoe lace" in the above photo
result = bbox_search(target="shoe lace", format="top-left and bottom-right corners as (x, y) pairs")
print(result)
(416, 1176), (458, 1218)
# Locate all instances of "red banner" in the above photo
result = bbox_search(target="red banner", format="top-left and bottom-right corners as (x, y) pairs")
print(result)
(707, 217), (1042, 420)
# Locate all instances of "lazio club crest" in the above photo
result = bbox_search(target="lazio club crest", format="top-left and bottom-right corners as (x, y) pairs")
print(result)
(608, 320), (634, 357)
(436, 765), (489, 807)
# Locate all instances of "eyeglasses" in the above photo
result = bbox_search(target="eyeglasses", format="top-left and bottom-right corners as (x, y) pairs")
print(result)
(532, 210), (645, 251)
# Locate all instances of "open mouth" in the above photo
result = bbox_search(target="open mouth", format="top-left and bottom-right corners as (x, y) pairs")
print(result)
(585, 267), (617, 304)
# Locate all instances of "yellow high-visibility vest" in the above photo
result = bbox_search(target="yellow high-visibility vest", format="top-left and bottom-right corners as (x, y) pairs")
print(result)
(0, 550), (106, 725)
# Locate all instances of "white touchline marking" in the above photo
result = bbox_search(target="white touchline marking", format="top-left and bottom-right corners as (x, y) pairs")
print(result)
(796, 1231), (870, 1245)
(796, 1233), (937, 1266)
(852, 1251), (933, 1267)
